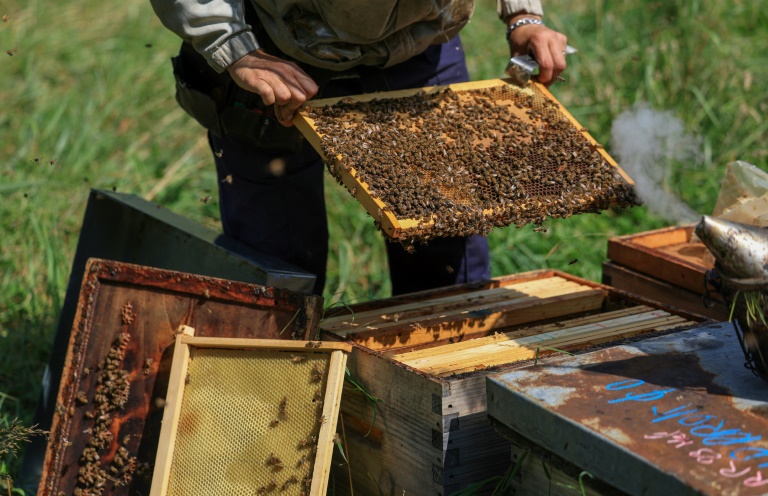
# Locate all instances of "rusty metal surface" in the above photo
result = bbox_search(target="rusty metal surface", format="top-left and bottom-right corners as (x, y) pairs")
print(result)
(487, 322), (768, 496)
(38, 258), (323, 496)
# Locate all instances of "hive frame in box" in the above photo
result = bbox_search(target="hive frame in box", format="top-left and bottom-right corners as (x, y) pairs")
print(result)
(150, 329), (352, 496)
(295, 79), (634, 241)
(320, 270), (705, 495)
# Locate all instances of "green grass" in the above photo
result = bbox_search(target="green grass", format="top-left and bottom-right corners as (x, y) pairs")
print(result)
(1, 0), (767, 488)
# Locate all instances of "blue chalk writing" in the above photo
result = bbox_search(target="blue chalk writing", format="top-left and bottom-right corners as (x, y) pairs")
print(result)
(608, 388), (675, 404)
(732, 448), (768, 469)
(606, 379), (645, 390)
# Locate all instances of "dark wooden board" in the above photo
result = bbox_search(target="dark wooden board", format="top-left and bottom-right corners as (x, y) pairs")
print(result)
(602, 261), (728, 321)
(38, 258), (322, 496)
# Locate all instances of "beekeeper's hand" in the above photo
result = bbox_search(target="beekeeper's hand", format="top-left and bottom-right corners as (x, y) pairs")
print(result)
(227, 50), (319, 127)
(506, 15), (568, 86)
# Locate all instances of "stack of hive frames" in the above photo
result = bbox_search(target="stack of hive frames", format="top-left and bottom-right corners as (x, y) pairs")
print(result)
(295, 79), (638, 244)
(319, 270), (704, 495)
(151, 332), (352, 496)
(38, 259), (323, 496)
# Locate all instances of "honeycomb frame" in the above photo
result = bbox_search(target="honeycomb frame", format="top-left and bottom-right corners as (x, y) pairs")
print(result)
(295, 78), (637, 243)
(150, 329), (352, 496)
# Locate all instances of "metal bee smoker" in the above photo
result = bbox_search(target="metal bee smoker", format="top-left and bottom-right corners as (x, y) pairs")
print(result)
(696, 215), (768, 381)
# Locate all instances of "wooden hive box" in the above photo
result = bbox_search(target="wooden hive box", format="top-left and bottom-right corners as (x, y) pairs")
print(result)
(320, 270), (706, 495)
(603, 225), (728, 320)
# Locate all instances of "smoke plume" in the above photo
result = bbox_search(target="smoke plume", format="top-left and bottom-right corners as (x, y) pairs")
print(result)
(610, 104), (702, 223)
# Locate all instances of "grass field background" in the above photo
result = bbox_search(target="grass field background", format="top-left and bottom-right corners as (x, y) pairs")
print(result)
(1, 0), (766, 490)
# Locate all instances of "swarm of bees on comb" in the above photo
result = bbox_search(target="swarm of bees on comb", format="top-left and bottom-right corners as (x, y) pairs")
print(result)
(304, 83), (639, 246)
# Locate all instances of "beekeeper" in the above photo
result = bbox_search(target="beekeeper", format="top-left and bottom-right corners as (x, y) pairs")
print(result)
(149, 0), (568, 296)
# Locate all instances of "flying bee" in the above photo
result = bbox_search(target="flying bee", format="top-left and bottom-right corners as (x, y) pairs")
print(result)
(6, 47), (17, 56)
(221, 174), (233, 185)
(215, 149), (223, 158)
(291, 354), (306, 363)
(199, 195), (211, 204)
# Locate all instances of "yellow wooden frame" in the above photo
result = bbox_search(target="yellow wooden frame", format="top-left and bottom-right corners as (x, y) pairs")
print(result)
(295, 78), (633, 240)
(150, 327), (352, 496)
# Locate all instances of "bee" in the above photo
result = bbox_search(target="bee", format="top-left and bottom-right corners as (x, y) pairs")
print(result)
(319, 414), (328, 425)
(266, 454), (283, 470)
(568, 258), (578, 265)
(6, 47), (17, 56)
(221, 174), (233, 185)
(49, 159), (56, 166)
(310, 365), (324, 383)
(278, 397), (288, 420)
(33, 157), (40, 164)
(2, 14), (9, 22)
(269, 419), (280, 428)
(291, 354), (306, 363)
(445, 265), (454, 274)
(304, 341), (322, 348)
(298, 435), (317, 448)
(215, 149), (223, 158)
(199, 196), (212, 204)
(282, 475), (299, 489)
(185, 373), (191, 385)
(533, 225), (548, 233)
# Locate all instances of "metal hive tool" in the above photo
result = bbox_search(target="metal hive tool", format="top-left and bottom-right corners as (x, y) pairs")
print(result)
(295, 79), (639, 245)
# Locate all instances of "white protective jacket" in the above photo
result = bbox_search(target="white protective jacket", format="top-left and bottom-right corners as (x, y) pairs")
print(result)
(150, 0), (544, 73)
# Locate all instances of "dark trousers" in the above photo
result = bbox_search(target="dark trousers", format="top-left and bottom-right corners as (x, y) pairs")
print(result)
(210, 35), (490, 296)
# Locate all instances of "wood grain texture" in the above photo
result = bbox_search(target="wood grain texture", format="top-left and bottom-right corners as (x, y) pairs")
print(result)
(606, 224), (717, 295)
(150, 330), (193, 496)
